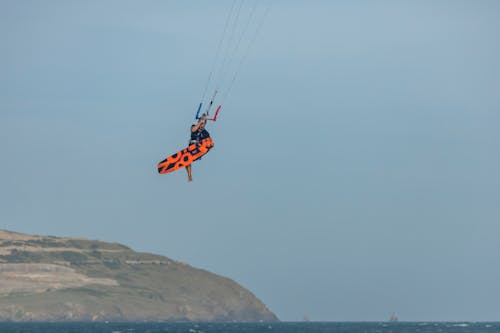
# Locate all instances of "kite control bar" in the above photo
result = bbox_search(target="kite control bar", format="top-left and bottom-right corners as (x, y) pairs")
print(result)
(196, 89), (221, 120)
(195, 104), (221, 121)
(195, 103), (203, 119)
(208, 105), (221, 121)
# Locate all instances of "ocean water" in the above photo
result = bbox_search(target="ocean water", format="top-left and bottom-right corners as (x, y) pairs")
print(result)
(0, 322), (498, 333)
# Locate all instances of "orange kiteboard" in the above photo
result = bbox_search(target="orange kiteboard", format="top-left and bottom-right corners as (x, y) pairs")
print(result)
(157, 137), (214, 174)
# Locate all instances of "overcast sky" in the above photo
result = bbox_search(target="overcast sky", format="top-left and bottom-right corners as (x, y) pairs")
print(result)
(1, 0), (500, 321)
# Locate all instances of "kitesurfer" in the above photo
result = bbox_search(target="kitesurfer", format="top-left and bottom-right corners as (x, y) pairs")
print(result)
(186, 113), (210, 182)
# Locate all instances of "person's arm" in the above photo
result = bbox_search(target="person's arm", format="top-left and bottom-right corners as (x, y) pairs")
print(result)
(191, 118), (206, 132)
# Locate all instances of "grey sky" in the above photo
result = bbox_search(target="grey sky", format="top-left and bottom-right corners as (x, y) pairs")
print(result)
(1, 0), (500, 321)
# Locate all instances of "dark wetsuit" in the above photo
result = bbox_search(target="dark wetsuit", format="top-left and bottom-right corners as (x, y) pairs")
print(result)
(189, 126), (210, 145)
(189, 126), (210, 162)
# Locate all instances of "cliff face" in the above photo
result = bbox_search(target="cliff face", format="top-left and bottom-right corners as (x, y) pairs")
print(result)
(0, 230), (278, 322)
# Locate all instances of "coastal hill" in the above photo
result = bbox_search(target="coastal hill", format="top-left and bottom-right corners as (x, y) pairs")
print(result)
(0, 230), (277, 322)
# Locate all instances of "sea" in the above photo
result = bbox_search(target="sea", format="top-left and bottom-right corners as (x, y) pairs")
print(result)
(0, 322), (498, 333)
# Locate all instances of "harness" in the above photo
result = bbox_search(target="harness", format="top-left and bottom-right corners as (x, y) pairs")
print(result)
(190, 126), (210, 144)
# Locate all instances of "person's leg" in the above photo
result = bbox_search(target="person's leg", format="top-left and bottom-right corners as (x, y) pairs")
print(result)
(186, 165), (193, 182)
